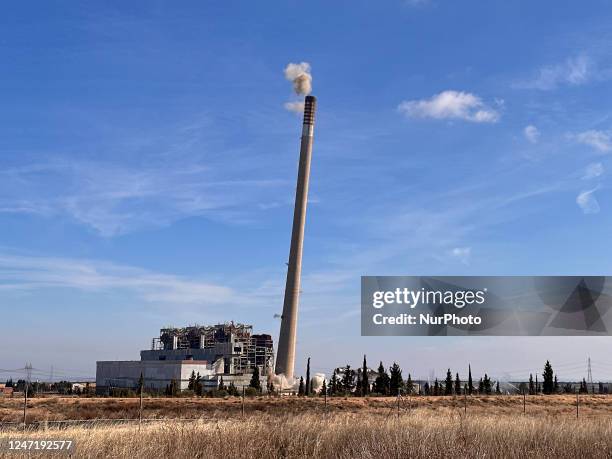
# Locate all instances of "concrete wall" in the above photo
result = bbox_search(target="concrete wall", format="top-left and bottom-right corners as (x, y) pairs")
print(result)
(96, 360), (213, 393)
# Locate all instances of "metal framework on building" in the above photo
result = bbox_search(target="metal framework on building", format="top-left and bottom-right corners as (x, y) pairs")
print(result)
(151, 322), (274, 374)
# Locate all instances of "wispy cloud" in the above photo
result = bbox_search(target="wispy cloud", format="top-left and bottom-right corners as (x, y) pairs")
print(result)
(524, 125), (540, 144)
(576, 188), (600, 214)
(0, 252), (240, 305)
(450, 247), (471, 264)
(398, 90), (500, 123)
(583, 162), (604, 180)
(572, 130), (611, 152)
(0, 159), (288, 237)
(515, 55), (593, 90)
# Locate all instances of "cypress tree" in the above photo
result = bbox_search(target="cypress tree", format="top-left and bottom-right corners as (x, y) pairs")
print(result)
(373, 361), (390, 395)
(298, 376), (305, 396)
(219, 376), (226, 391)
(389, 362), (404, 395)
(188, 370), (196, 391)
(468, 364), (473, 395)
(406, 373), (414, 395)
(495, 381), (500, 394)
(195, 372), (203, 396)
(330, 369), (339, 396)
(320, 379), (327, 396)
(305, 357), (311, 396)
(454, 372), (461, 395)
(444, 369), (453, 395)
(249, 367), (261, 392)
(542, 360), (554, 395)
(341, 365), (356, 394)
(362, 355), (369, 395)
(529, 373), (534, 395)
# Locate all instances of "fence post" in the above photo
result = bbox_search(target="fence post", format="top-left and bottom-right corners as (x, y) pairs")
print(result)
(324, 387), (327, 411)
(22, 382), (28, 431)
(523, 390), (526, 414)
(396, 389), (400, 418)
(576, 391), (579, 419)
(139, 374), (144, 429)
(464, 390), (467, 414)
(242, 386), (245, 417)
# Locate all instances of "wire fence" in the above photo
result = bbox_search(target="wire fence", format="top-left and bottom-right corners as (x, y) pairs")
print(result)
(1, 392), (611, 432)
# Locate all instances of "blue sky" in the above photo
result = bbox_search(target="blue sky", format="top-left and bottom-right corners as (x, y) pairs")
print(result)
(2, 0), (612, 383)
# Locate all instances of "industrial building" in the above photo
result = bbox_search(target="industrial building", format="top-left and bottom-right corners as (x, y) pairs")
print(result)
(96, 322), (274, 394)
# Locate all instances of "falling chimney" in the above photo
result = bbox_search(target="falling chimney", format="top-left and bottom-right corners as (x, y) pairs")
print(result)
(275, 95), (317, 379)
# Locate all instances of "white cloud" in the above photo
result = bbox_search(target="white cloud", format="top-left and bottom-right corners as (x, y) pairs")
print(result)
(576, 188), (600, 214)
(524, 125), (540, 143)
(0, 160), (287, 237)
(516, 55), (592, 90)
(398, 90), (500, 123)
(574, 130), (611, 152)
(450, 247), (471, 264)
(0, 252), (240, 305)
(583, 162), (604, 180)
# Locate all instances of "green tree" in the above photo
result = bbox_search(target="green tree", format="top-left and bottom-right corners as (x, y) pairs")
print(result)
(454, 372), (461, 395)
(495, 381), (501, 394)
(483, 374), (492, 395)
(444, 369), (453, 395)
(361, 355), (369, 396)
(320, 379), (327, 396)
(298, 376), (305, 396)
(389, 362), (404, 395)
(138, 372), (144, 394)
(341, 365), (356, 394)
(433, 379), (440, 396)
(188, 370), (196, 391)
(542, 360), (554, 395)
(529, 374), (534, 395)
(218, 376), (226, 391)
(478, 377), (484, 394)
(305, 357), (311, 396)
(373, 361), (390, 395)
(195, 372), (203, 396)
(330, 370), (339, 396)
(249, 367), (261, 392)
(406, 373), (414, 395)
(468, 364), (473, 395)
(166, 379), (179, 396)
(228, 381), (239, 396)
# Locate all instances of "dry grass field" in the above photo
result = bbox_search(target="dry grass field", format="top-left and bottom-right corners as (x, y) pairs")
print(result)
(1, 394), (612, 424)
(1, 396), (612, 458)
(1, 409), (612, 458)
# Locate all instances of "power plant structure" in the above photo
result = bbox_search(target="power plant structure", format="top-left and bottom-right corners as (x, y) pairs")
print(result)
(95, 95), (317, 392)
(275, 95), (317, 380)
(96, 323), (274, 394)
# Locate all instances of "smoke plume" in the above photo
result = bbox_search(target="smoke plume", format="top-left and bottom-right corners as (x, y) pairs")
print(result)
(284, 62), (312, 95)
(310, 373), (326, 392)
(284, 101), (305, 113)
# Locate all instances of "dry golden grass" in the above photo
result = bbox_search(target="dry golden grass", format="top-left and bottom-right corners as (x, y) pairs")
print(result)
(1, 395), (612, 424)
(2, 410), (612, 458)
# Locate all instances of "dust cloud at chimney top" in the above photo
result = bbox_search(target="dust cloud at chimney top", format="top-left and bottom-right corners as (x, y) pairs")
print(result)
(284, 62), (313, 113)
(284, 62), (312, 95)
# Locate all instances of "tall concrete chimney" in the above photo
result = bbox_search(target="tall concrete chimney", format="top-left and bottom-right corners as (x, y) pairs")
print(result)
(276, 95), (317, 379)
